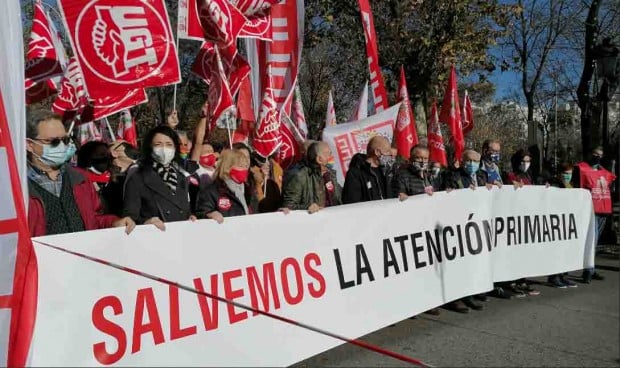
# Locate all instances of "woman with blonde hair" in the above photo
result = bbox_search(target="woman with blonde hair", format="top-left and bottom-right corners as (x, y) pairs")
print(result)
(195, 149), (257, 223)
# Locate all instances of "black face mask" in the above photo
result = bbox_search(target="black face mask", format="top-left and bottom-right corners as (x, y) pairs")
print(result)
(589, 156), (602, 167)
(90, 156), (111, 173)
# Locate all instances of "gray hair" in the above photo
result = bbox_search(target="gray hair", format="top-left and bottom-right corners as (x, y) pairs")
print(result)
(26, 110), (63, 139)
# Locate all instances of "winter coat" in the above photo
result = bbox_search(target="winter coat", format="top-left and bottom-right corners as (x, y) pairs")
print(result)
(282, 164), (341, 210)
(444, 168), (488, 189)
(195, 178), (258, 218)
(342, 153), (394, 204)
(28, 166), (118, 237)
(392, 164), (432, 196)
(123, 163), (192, 224)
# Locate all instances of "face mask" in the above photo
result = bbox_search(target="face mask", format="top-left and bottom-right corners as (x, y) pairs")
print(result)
(562, 173), (572, 183)
(412, 161), (428, 171)
(180, 152), (189, 160)
(90, 156), (111, 174)
(152, 147), (175, 166)
(379, 154), (395, 168)
(229, 167), (249, 184)
(31, 140), (70, 167)
(65, 142), (77, 161)
(589, 156), (601, 167)
(465, 162), (480, 175)
(488, 153), (500, 163)
(325, 156), (335, 170)
(520, 162), (530, 172)
(199, 153), (217, 168)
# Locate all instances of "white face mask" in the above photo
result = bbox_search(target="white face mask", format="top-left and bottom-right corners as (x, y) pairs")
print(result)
(152, 147), (175, 166)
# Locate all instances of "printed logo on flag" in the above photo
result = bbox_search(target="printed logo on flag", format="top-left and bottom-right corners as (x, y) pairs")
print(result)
(74, 1), (171, 84)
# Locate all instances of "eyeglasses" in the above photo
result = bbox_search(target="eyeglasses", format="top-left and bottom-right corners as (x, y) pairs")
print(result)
(32, 136), (71, 147)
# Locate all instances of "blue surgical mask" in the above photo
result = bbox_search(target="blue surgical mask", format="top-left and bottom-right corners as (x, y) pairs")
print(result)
(489, 153), (500, 163)
(562, 173), (572, 183)
(65, 142), (77, 161)
(465, 162), (480, 175)
(32, 141), (70, 167)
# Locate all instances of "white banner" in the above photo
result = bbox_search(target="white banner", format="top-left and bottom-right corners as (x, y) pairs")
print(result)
(322, 103), (401, 184)
(30, 187), (595, 366)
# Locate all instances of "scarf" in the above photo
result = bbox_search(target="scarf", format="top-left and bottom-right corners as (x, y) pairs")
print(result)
(153, 162), (178, 192)
(224, 178), (249, 214)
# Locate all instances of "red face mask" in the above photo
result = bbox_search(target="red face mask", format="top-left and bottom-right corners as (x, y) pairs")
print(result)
(199, 153), (217, 168)
(229, 167), (249, 184)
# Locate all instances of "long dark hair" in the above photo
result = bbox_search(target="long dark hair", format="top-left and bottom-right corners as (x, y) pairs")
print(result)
(140, 125), (181, 168)
(77, 141), (109, 169)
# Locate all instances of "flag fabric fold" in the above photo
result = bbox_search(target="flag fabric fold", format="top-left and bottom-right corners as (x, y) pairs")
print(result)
(394, 66), (418, 159)
(462, 89), (474, 135)
(326, 90), (336, 127)
(438, 65), (464, 162)
(349, 81), (369, 122)
(357, 0), (388, 112)
(428, 100), (447, 167)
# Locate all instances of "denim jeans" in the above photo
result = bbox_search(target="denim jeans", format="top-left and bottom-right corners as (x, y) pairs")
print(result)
(585, 215), (607, 275)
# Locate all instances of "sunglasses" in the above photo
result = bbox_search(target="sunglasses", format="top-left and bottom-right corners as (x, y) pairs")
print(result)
(32, 136), (71, 147)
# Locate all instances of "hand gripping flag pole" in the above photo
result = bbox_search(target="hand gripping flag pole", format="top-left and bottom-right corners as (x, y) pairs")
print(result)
(34, 239), (432, 367)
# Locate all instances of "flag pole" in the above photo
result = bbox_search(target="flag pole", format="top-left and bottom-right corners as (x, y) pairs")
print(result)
(104, 117), (116, 142)
(226, 112), (233, 149)
(172, 32), (180, 111)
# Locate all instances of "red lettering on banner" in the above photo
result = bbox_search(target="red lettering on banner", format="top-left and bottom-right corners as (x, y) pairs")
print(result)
(131, 288), (165, 354)
(222, 270), (249, 324)
(247, 263), (281, 316)
(304, 253), (326, 298)
(92, 296), (127, 365)
(193, 276), (220, 331)
(281, 257), (304, 305)
(168, 285), (198, 341)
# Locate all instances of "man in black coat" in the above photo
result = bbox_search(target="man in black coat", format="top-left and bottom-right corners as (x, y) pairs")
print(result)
(342, 135), (396, 204)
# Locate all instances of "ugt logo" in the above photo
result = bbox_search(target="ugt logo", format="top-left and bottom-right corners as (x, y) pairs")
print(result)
(75, 0), (171, 84)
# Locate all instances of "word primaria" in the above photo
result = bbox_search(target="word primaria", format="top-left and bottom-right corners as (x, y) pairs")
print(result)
(382, 213), (579, 274)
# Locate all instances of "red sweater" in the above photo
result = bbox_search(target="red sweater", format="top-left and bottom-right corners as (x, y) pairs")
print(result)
(28, 167), (118, 237)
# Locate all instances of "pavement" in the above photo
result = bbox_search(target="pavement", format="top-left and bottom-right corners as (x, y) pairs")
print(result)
(294, 254), (620, 367)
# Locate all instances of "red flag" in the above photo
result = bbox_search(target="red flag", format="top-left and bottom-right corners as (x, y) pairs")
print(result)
(193, 42), (250, 97)
(358, 0), (388, 112)
(291, 83), (308, 139)
(196, 0), (246, 60)
(237, 77), (255, 122)
(253, 80), (281, 158)
(116, 109), (138, 147)
(178, 0), (204, 41)
(78, 120), (103, 145)
(52, 57), (88, 115)
(239, 11), (272, 40)
(276, 115), (302, 169)
(25, 0), (66, 86)
(207, 47), (235, 132)
(395, 66), (419, 159)
(462, 89), (474, 135)
(58, 0), (181, 99)
(25, 78), (58, 105)
(428, 100), (447, 167)
(0, 90), (38, 368)
(439, 66), (465, 162)
(234, 0), (281, 15)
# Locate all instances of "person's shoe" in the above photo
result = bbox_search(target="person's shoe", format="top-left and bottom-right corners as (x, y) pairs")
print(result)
(489, 286), (513, 299)
(592, 272), (605, 281)
(517, 283), (540, 296)
(473, 293), (488, 302)
(550, 278), (567, 289)
(463, 297), (483, 311)
(446, 300), (470, 313)
(582, 271), (592, 284)
(424, 308), (441, 316)
(510, 285), (527, 298)
(560, 276), (578, 288)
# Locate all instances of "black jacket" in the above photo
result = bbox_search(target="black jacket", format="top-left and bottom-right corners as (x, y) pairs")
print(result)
(444, 168), (488, 189)
(342, 153), (393, 204)
(393, 164), (431, 196)
(195, 179), (258, 218)
(123, 164), (191, 224)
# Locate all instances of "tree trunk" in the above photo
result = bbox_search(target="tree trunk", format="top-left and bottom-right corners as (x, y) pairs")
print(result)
(577, 0), (602, 160)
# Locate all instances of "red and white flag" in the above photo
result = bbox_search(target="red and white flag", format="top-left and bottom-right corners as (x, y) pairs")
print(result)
(349, 81), (369, 121)
(253, 80), (281, 158)
(358, 0), (388, 113)
(77, 120), (103, 145)
(439, 65), (464, 162)
(234, 0), (281, 15)
(237, 77), (255, 122)
(207, 47), (236, 132)
(25, 78), (59, 105)
(196, 0), (246, 60)
(0, 92), (38, 368)
(178, 0), (204, 41)
(276, 115), (302, 169)
(239, 10), (272, 40)
(58, 0), (181, 99)
(462, 89), (474, 135)
(52, 57), (88, 115)
(291, 83), (308, 139)
(193, 42), (250, 97)
(25, 0), (66, 87)
(428, 100), (447, 167)
(116, 109), (138, 147)
(326, 90), (336, 127)
(394, 66), (419, 159)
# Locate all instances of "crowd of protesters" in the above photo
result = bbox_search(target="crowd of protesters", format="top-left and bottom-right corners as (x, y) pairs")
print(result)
(25, 109), (616, 314)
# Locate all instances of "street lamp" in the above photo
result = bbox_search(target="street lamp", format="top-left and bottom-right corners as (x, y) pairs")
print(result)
(593, 37), (620, 150)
